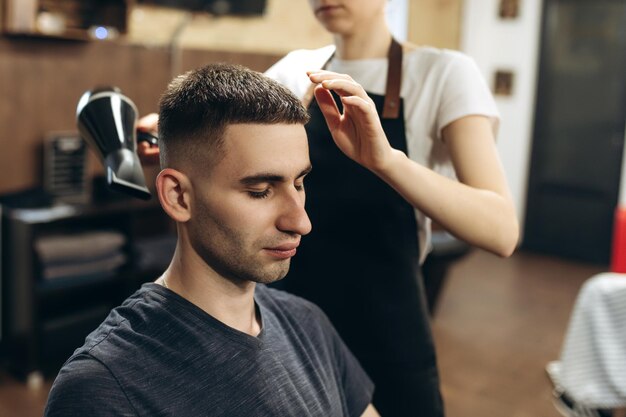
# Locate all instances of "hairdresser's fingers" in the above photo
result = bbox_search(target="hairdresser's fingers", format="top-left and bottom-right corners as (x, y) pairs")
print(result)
(321, 80), (378, 116)
(307, 70), (354, 83)
(319, 79), (373, 107)
(339, 96), (395, 170)
(137, 112), (159, 133)
(341, 96), (374, 116)
(341, 96), (382, 131)
(307, 69), (352, 78)
(137, 141), (161, 165)
(313, 85), (342, 129)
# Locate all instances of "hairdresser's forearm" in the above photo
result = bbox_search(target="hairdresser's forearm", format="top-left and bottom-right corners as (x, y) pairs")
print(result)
(375, 149), (519, 257)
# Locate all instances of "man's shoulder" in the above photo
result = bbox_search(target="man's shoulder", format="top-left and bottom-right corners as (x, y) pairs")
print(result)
(44, 353), (135, 416)
(72, 284), (174, 364)
(53, 353), (114, 387)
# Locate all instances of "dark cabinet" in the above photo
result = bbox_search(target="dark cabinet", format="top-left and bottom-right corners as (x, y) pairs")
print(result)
(0, 199), (174, 378)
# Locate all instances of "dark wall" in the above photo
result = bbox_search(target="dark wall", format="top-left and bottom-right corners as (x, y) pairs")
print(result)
(0, 37), (281, 194)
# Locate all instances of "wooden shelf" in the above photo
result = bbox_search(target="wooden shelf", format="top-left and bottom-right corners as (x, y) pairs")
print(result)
(2, 0), (131, 41)
(0, 197), (173, 378)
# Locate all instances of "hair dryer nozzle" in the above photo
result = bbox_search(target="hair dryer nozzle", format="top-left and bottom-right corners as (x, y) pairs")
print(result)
(105, 150), (151, 200)
(76, 87), (152, 200)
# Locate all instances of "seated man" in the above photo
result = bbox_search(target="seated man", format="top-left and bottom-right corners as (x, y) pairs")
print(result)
(44, 63), (378, 417)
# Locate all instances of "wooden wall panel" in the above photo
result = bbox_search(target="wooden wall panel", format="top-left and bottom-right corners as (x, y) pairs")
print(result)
(0, 38), (171, 194)
(136, 0), (332, 55)
(0, 38), (280, 195)
(408, 0), (463, 49)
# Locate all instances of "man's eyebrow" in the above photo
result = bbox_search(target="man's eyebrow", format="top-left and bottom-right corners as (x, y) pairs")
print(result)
(239, 165), (313, 186)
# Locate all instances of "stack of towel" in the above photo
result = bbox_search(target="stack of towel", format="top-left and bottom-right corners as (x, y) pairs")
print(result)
(34, 230), (127, 281)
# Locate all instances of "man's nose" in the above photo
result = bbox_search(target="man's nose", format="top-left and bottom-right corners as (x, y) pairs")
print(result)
(277, 189), (312, 236)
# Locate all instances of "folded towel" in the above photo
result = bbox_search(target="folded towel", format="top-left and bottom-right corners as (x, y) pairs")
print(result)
(34, 230), (126, 263)
(42, 252), (127, 280)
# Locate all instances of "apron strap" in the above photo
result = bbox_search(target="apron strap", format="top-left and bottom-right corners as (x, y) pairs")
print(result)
(302, 38), (404, 120)
(382, 38), (403, 119)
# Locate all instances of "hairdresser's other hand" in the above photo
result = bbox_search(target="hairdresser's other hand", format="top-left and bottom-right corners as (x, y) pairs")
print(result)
(308, 70), (396, 174)
(137, 113), (160, 165)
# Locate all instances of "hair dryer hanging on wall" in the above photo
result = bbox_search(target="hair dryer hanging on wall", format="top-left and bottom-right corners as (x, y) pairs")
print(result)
(76, 87), (155, 200)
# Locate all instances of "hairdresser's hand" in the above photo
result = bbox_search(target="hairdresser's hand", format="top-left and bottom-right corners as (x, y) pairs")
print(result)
(307, 70), (395, 173)
(137, 113), (161, 165)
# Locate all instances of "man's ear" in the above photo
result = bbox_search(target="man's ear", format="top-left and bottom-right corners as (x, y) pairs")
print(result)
(156, 168), (192, 222)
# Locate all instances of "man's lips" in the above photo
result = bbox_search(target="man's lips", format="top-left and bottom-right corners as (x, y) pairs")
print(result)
(315, 5), (342, 15)
(264, 243), (300, 259)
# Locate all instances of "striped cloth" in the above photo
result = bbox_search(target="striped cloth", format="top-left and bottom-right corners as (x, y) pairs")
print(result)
(551, 273), (626, 409)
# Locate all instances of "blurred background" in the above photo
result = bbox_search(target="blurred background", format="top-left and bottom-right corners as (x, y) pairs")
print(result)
(0, 0), (624, 416)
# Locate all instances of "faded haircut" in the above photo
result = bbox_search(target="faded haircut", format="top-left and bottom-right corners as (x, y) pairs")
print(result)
(157, 62), (310, 170)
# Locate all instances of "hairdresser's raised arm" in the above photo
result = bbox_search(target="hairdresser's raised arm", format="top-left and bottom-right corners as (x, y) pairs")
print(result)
(309, 70), (519, 257)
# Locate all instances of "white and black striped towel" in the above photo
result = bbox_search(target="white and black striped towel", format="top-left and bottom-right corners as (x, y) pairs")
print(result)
(550, 272), (626, 409)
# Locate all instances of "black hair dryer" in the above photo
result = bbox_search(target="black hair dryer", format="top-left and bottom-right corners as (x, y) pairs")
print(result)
(76, 87), (152, 200)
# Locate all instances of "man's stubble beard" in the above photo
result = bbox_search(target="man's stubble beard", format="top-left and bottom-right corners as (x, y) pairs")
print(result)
(188, 209), (292, 285)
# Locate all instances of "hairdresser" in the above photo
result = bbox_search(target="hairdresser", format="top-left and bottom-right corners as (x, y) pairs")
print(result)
(263, 1), (519, 416)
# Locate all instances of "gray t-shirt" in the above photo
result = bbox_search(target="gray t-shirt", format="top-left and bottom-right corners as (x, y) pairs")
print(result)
(44, 284), (374, 417)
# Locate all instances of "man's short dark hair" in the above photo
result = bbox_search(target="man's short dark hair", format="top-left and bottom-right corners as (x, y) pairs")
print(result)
(158, 62), (310, 170)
